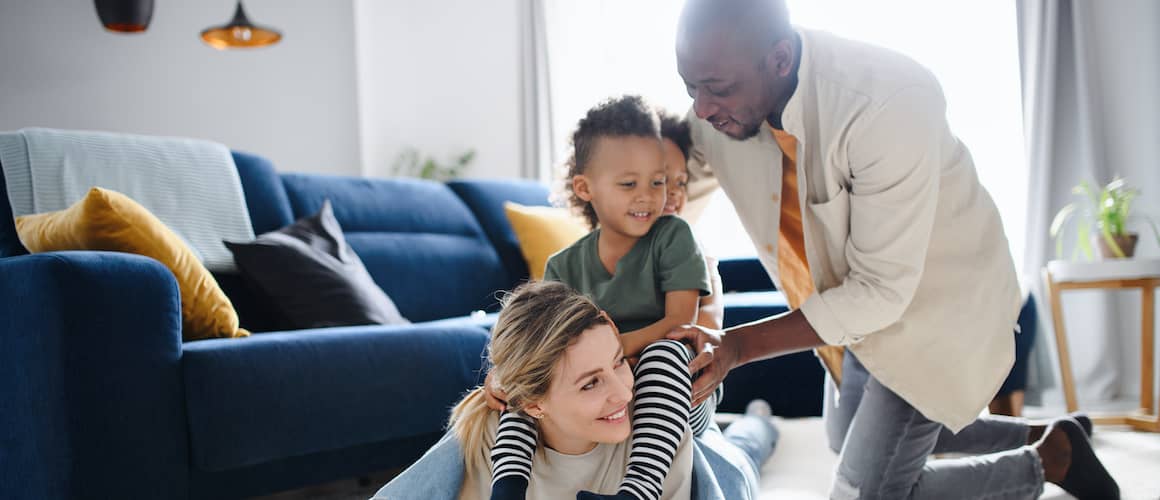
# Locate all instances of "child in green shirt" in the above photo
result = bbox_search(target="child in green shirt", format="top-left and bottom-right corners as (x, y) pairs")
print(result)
(490, 96), (720, 500)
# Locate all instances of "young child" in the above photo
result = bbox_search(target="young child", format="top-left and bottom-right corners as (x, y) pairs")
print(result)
(658, 110), (724, 331)
(489, 96), (721, 500)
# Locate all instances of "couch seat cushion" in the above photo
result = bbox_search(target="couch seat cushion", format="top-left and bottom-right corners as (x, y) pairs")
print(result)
(182, 323), (488, 472)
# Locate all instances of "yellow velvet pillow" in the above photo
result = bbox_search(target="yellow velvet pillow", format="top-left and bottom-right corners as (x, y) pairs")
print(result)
(503, 201), (590, 280)
(15, 187), (248, 341)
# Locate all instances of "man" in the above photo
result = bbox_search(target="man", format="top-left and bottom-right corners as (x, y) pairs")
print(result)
(667, 0), (1119, 498)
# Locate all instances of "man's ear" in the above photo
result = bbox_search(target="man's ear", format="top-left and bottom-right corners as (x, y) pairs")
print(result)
(767, 38), (794, 77)
(572, 175), (593, 202)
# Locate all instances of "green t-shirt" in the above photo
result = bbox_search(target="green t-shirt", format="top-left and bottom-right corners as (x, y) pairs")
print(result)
(544, 215), (710, 332)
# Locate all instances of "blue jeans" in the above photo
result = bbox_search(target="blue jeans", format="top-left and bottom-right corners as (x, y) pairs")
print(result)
(373, 417), (777, 500)
(824, 352), (1045, 499)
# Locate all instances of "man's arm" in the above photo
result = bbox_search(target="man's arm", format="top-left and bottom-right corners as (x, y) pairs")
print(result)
(670, 310), (825, 405)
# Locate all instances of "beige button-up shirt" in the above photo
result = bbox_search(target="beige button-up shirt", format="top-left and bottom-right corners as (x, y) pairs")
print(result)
(688, 29), (1021, 432)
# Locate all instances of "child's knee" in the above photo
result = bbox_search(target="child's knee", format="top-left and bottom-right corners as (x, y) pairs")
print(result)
(639, 339), (692, 365)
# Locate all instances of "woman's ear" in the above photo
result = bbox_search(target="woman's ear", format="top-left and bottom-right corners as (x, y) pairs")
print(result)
(572, 175), (593, 202)
(523, 403), (546, 420)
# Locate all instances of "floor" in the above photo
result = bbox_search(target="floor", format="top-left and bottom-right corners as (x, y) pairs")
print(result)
(758, 417), (1160, 500)
(257, 415), (1160, 500)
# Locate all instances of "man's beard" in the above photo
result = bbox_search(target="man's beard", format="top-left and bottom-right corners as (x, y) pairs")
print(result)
(725, 119), (764, 141)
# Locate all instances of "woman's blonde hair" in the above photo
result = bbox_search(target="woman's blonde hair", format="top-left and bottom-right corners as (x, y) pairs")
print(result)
(448, 280), (610, 472)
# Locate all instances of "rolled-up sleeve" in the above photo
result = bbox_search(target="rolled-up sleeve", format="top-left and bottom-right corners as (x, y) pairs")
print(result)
(801, 86), (945, 345)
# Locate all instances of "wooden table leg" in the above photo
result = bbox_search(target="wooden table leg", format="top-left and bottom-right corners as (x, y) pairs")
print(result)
(1142, 285), (1155, 416)
(1044, 269), (1079, 412)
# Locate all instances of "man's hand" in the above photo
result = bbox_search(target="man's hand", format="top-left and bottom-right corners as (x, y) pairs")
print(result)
(667, 324), (741, 406)
(482, 371), (509, 412)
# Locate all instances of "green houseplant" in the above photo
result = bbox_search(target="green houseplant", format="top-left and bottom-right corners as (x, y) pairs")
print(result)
(391, 148), (475, 181)
(1050, 177), (1160, 260)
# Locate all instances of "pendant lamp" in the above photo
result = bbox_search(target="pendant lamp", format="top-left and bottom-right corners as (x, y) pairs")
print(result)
(201, 1), (282, 50)
(94, 0), (154, 33)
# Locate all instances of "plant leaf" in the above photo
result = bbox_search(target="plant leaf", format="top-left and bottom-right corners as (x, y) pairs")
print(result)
(1050, 204), (1076, 237)
(1077, 218), (1093, 260)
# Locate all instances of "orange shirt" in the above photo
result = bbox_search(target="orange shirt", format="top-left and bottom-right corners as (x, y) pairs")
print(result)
(772, 128), (844, 383)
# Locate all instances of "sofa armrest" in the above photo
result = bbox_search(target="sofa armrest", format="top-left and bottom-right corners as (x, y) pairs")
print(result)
(717, 256), (776, 293)
(0, 251), (190, 499)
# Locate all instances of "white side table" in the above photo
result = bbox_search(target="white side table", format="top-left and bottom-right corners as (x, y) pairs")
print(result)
(1043, 258), (1160, 432)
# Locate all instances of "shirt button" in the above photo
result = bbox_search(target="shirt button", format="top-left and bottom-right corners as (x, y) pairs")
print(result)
(771, 193), (780, 203)
(765, 243), (775, 254)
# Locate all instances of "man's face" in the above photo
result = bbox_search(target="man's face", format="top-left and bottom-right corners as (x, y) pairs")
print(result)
(677, 30), (779, 140)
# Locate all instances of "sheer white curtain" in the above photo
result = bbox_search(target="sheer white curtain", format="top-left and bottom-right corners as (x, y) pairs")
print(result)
(540, 0), (1027, 263)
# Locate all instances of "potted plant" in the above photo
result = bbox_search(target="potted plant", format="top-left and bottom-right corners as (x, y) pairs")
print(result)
(1050, 176), (1160, 260)
(391, 148), (475, 181)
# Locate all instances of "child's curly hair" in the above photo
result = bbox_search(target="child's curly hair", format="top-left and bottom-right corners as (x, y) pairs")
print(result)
(658, 110), (692, 164)
(561, 95), (661, 229)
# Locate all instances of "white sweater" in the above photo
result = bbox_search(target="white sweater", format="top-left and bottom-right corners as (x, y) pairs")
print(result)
(458, 412), (694, 500)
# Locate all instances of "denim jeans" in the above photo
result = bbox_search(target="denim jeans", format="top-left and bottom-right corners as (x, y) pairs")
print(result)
(372, 416), (777, 500)
(823, 352), (1045, 499)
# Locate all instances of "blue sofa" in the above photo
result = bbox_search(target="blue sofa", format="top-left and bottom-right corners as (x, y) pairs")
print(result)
(0, 150), (814, 499)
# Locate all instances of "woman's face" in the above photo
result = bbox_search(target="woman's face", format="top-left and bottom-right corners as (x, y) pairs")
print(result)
(526, 323), (634, 455)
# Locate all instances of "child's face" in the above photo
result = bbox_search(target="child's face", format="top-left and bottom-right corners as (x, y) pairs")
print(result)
(661, 139), (689, 216)
(574, 136), (667, 239)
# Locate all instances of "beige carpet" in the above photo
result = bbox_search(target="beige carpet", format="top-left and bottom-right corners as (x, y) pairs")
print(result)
(759, 417), (1160, 500)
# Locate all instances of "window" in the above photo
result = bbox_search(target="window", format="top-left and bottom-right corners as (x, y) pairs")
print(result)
(544, 0), (1027, 262)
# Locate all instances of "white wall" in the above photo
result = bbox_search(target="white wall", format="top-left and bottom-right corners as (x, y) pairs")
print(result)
(0, 0), (361, 175)
(353, 0), (522, 179)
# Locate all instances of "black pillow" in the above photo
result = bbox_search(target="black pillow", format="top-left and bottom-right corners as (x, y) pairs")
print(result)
(224, 200), (409, 329)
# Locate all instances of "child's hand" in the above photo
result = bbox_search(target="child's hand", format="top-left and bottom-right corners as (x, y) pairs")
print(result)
(482, 371), (510, 412)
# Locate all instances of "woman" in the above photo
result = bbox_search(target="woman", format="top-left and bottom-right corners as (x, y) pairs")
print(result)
(373, 281), (777, 499)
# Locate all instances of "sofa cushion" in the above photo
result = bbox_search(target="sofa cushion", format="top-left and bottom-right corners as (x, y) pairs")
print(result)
(447, 179), (553, 285)
(225, 200), (409, 330)
(503, 202), (588, 280)
(182, 323), (489, 472)
(719, 291), (824, 416)
(14, 187), (248, 341)
(231, 151), (294, 235)
(280, 174), (511, 321)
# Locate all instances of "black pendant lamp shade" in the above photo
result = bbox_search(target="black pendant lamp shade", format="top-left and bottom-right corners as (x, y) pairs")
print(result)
(94, 0), (154, 33)
(201, 1), (282, 50)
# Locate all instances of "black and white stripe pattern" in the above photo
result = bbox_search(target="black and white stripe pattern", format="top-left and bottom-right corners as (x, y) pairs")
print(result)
(490, 410), (537, 498)
(618, 339), (695, 500)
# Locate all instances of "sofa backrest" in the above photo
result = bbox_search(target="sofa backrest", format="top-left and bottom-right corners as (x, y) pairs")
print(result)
(279, 172), (512, 323)
(0, 163), (28, 258)
(447, 179), (553, 286)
